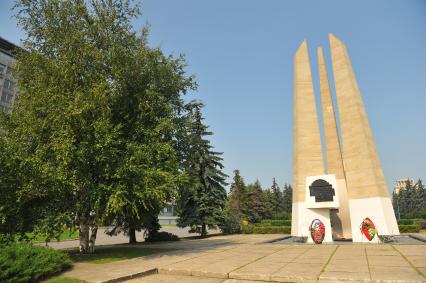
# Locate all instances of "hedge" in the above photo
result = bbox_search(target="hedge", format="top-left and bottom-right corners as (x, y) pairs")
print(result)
(252, 226), (290, 234)
(0, 242), (71, 283)
(416, 220), (426, 229)
(242, 224), (254, 234)
(145, 231), (179, 242)
(397, 219), (414, 225)
(398, 224), (421, 233)
(242, 225), (290, 234)
(270, 213), (291, 220)
(261, 219), (291, 226)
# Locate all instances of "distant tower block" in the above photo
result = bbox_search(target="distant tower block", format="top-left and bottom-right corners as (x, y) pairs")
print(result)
(329, 34), (399, 241)
(291, 40), (325, 237)
(317, 47), (352, 239)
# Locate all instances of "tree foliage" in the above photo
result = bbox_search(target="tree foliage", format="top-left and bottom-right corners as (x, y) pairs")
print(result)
(0, 0), (196, 251)
(393, 179), (426, 219)
(177, 107), (228, 236)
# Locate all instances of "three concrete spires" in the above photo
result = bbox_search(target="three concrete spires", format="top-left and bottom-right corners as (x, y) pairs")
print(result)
(291, 34), (399, 242)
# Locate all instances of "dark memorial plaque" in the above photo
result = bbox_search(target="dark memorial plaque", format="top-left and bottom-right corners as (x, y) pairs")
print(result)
(309, 179), (335, 202)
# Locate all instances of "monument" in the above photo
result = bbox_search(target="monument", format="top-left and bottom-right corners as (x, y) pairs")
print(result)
(291, 34), (399, 243)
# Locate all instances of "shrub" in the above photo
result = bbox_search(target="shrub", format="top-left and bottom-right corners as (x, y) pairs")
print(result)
(270, 213), (291, 220)
(398, 219), (414, 225)
(414, 221), (426, 229)
(398, 224), (421, 233)
(144, 231), (179, 242)
(261, 220), (291, 226)
(0, 242), (71, 282)
(252, 226), (291, 234)
(219, 214), (241, 234)
(242, 224), (254, 234)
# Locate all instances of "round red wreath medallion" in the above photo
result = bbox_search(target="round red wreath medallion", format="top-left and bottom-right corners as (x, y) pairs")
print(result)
(360, 217), (376, 241)
(310, 219), (325, 244)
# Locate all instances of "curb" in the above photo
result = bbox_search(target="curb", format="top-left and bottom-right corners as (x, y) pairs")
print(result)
(101, 268), (158, 283)
(408, 234), (426, 243)
(260, 235), (292, 244)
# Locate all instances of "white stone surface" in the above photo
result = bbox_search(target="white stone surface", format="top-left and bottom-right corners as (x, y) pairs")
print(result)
(349, 197), (400, 243)
(291, 201), (333, 243)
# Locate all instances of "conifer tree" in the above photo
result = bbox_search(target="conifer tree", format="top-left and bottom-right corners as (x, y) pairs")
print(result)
(243, 180), (270, 223)
(282, 184), (293, 214)
(270, 178), (283, 214)
(177, 107), (228, 237)
(228, 170), (246, 222)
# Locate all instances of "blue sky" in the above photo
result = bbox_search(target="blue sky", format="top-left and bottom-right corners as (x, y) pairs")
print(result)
(1, 0), (425, 192)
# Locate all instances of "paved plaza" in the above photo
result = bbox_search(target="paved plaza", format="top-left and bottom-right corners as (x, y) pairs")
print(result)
(59, 234), (426, 283)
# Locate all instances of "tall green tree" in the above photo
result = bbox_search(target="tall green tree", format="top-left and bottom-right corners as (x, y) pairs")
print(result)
(243, 180), (270, 223)
(3, 0), (195, 252)
(227, 170), (246, 222)
(269, 178), (284, 214)
(177, 107), (228, 237)
(282, 184), (293, 214)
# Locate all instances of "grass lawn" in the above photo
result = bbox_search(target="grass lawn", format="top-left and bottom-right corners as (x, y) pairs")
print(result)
(27, 230), (79, 242)
(44, 277), (81, 283)
(420, 229), (426, 234)
(69, 245), (170, 264)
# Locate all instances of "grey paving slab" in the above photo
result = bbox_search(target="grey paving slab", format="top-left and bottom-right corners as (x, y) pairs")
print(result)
(229, 261), (286, 281)
(126, 274), (224, 283)
(367, 255), (412, 267)
(51, 235), (426, 283)
(369, 266), (425, 282)
(270, 262), (324, 283)
(319, 271), (371, 282)
(407, 256), (426, 268)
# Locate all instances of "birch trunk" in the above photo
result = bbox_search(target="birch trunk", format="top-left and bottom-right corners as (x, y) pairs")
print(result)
(88, 225), (98, 254)
(79, 223), (90, 253)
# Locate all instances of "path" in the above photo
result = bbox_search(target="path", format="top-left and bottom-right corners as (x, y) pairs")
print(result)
(59, 234), (426, 283)
(44, 226), (219, 250)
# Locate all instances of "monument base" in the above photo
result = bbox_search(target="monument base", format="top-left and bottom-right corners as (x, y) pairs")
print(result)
(349, 197), (400, 243)
(291, 202), (334, 243)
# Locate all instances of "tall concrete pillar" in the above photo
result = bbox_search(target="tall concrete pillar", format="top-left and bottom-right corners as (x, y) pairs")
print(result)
(292, 40), (324, 237)
(329, 34), (399, 241)
(317, 47), (352, 239)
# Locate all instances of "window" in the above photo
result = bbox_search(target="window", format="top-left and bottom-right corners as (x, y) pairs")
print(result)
(167, 205), (172, 213)
(1, 90), (13, 103)
(4, 79), (14, 91)
(0, 63), (5, 74)
(6, 66), (14, 77)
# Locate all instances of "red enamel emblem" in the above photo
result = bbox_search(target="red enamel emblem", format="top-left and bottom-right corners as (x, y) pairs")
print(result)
(360, 217), (376, 241)
(310, 219), (325, 244)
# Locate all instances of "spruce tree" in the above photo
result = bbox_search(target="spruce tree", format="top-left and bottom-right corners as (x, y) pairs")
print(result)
(270, 178), (283, 214)
(177, 107), (228, 237)
(243, 180), (270, 223)
(228, 170), (246, 222)
(282, 184), (293, 214)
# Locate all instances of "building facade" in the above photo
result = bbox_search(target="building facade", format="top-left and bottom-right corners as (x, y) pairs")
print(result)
(393, 178), (418, 195)
(0, 37), (19, 112)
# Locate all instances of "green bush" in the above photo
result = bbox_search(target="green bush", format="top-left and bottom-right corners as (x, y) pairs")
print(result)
(415, 220), (426, 229)
(0, 242), (71, 283)
(242, 224), (255, 234)
(219, 214), (241, 234)
(398, 224), (421, 233)
(261, 219), (291, 226)
(144, 231), (179, 242)
(270, 213), (291, 220)
(398, 219), (414, 225)
(252, 226), (291, 234)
